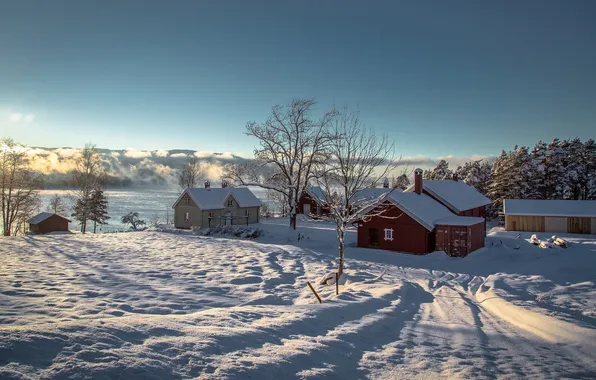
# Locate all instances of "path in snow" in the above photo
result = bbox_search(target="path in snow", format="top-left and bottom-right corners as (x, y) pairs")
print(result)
(1, 227), (595, 379)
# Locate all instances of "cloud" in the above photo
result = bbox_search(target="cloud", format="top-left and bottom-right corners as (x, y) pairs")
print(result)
(194, 151), (213, 158)
(55, 148), (80, 158)
(124, 148), (152, 159)
(20, 146), (497, 189)
(437, 154), (497, 168)
(153, 150), (169, 157)
(9, 113), (35, 122)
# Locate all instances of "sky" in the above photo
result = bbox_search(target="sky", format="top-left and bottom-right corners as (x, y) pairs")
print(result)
(1, 0), (595, 160)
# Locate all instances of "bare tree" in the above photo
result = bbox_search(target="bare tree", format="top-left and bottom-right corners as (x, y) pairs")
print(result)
(71, 143), (104, 234)
(178, 155), (205, 191)
(314, 108), (398, 275)
(149, 212), (161, 227)
(225, 98), (336, 229)
(47, 194), (68, 216)
(1, 138), (43, 236)
(121, 212), (146, 230)
(12, 193), (41, 236)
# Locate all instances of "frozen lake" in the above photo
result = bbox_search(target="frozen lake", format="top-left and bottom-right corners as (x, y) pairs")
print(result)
(38, 187), (270, 231)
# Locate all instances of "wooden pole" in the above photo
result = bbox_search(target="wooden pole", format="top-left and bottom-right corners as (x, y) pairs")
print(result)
(335, 272), (339, 295)
(307, 281), (322, 304)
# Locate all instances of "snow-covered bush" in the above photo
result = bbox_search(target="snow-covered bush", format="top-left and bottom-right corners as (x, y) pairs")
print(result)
(193, 225), (264, 239)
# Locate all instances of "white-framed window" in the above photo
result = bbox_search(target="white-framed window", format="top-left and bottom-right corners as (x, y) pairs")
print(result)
(184, 197), (191, 205)
(384, 228), (393, 241)
(209, 212), (215, 218)
(245, 209), (249, 217)
(227, 198), (234, 207)
(184, 212), (190, 222)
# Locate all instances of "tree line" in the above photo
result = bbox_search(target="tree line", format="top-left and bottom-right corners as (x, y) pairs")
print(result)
(420, 138), (596, 215)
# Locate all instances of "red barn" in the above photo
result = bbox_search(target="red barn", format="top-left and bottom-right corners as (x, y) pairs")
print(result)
(27, 212), (71, 234)
(297, 187), (331, 217)
(358, 169), (489, 257)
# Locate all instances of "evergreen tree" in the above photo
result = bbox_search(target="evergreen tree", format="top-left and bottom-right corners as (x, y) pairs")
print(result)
(88, 188), (110, 233)
(393, 173), (410, 190)
(584, 139), (596, 199)
(425, 160), (453, 180)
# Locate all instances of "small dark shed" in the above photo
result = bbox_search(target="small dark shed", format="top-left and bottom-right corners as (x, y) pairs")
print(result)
(27, 212), (70, 234)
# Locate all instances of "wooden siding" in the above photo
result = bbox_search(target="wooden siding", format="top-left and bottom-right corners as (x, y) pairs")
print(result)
(29, 214), (69, 234)
(297, 192), (330, 216)
(505, 215), (545, 232)
(174, 194), (260, 229)
(435, 222), (484, 257)
(357, 202), (432, 254)
(568, 217), (591, 234)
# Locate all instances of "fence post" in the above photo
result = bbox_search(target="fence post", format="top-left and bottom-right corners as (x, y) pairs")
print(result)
(307, 281), (322, 304)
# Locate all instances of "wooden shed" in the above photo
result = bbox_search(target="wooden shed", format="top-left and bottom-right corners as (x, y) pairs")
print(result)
(27, 212), (70, 234)
(435, 221), (485, 257)
(503, 199), (596, 234)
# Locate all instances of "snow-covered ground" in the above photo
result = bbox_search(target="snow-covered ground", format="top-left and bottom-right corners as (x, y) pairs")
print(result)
(1, 219), (595, 379)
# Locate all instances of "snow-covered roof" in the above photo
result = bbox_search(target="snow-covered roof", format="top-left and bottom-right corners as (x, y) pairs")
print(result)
(306, 186), (326, 203)
(174, 187), (262, 210)
(503, 199), (596, 217)
(405, 180), (491, 212)
(27, 212), (71, 224)
(353, 188), (395, 204)
(385, 192), (484, 231)
(435, 216), (486, 226)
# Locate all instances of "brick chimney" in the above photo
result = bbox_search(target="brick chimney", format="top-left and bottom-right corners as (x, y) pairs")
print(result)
(414, 168), (423, 195)
(383, 177), (389, 188)
(453, 173), (458, 182)
(204, 180), (210, 189)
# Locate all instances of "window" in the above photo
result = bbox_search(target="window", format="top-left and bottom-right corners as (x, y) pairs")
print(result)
(227, 198), (234, 207)
(384, 228), (393, 241)
(184, 197), (191, 205)
(209, 212), (215, 218)
(245, 209), (249, 217)
(184, 212), (190, 222)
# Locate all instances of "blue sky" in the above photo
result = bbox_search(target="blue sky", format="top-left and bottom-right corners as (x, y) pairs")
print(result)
(1, 0), (595, 159)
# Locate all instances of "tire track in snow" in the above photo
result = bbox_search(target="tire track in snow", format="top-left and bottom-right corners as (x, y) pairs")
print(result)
(197, 282), (433, 379)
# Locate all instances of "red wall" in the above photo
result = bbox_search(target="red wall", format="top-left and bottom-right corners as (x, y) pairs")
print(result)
(470, 222), (485, 252)
(36, 215), (69, 234)
(297, 193), (330, 216)
(357, 202), (433, 254)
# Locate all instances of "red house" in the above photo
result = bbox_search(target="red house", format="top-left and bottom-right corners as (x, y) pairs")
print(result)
(357, 169), (489, 257)
(298, 187), (331, 217)
(404, 172), (491, 234)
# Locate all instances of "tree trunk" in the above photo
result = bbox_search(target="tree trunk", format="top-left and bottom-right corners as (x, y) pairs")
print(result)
(290, 213), (297, 230)
(338, 227), (345, 275)
(93, 221), (97, 233)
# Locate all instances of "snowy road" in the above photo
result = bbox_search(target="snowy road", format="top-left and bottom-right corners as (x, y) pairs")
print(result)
(1, 227), (595, 379)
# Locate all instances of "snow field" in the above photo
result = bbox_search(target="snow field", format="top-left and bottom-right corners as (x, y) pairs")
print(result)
(0, 221), (595, 379)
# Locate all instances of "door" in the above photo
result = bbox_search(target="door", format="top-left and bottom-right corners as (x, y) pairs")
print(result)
(369, 228), (380, 248)
(225, 212), (232, 225)
(545, 217), (567, 233)
(303, 203), (311, 215)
